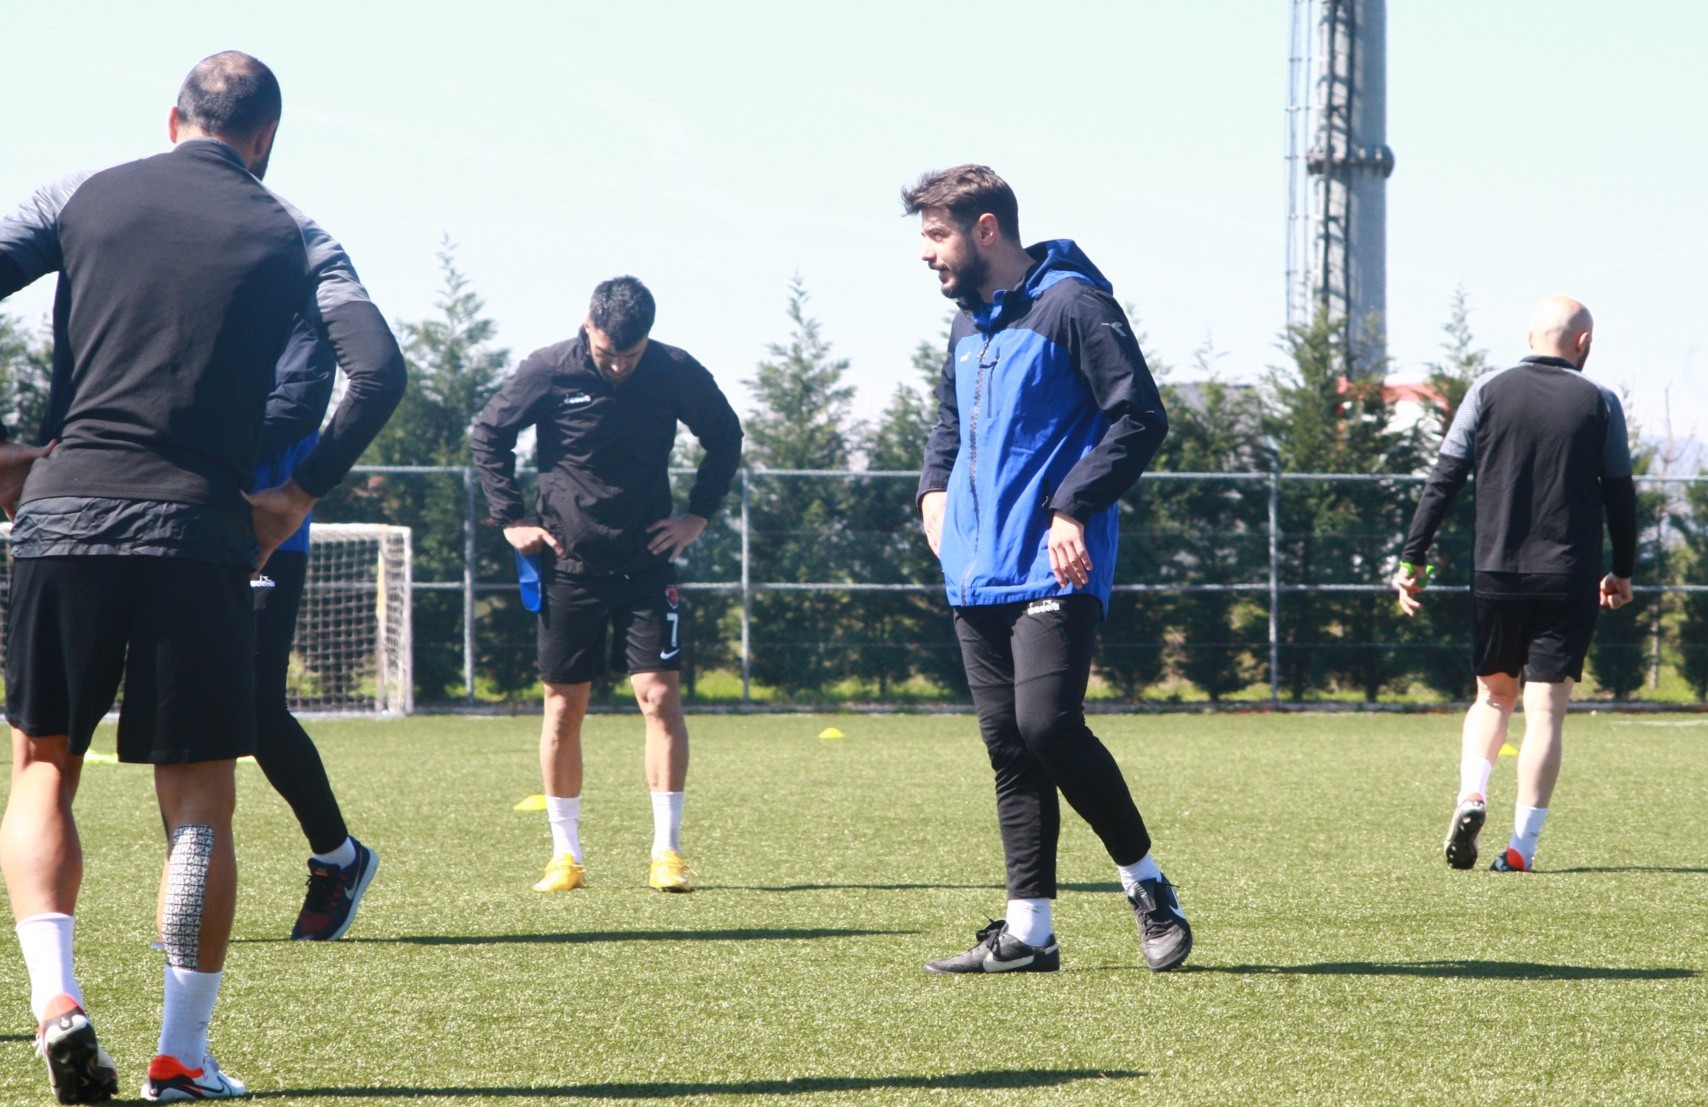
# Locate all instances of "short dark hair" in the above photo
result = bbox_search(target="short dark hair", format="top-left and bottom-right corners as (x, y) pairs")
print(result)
(901, 164), (1021, 242)
(176, 51), (282, 140)
(588, 276), (656, 348)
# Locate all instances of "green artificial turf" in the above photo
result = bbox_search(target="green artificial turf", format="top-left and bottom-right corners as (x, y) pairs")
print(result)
(2, 711), (1706, 1105)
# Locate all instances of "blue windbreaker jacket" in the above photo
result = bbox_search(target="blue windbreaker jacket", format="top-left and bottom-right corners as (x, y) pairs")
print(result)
(916, 240), (1168, 612)
(254, 318), (337, 555)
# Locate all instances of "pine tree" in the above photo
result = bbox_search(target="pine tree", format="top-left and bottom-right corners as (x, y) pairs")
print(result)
(318, 244), (512, 701)
(741, 278), (860, 696)
(0, 312), (51, 443)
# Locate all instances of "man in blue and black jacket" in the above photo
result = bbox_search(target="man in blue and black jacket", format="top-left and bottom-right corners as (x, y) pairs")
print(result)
(905, 165), (1190, 974)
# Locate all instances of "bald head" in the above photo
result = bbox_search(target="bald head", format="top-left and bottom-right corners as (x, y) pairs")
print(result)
(171, 51), (282, 178)
(1527, 296), (1594, 368)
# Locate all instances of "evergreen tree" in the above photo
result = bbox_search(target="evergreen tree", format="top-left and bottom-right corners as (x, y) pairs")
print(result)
(741, 278), (860, 696)
(0, 312), (51, 443)
(319, 245), (512, 701)
(1587, 423), (1664, 699)
(1148, 338), (1266, 701)
(1263, 310), (1423, 702)
(1676, 475), (1708, 701)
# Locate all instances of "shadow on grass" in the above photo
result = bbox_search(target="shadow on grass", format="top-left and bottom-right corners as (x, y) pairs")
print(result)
(1542, 865), (1708, 875)
(257, 1068), (1145, 1099)
(315, 927), (909, 947)
(730, 881), (1122, 893)
(1198, 960), (1695, 981)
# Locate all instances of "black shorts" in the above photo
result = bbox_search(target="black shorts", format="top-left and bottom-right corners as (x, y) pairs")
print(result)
(537, 566), (683, 684)
(4, 556), (257, 762)
(1473, 595), (1599, 683)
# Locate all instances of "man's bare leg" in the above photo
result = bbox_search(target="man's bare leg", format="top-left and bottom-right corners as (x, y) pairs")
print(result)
(3, 731), (87, 1019)
(1503, 678), (1573, 869)
(1445, 673), (1519, 868)
(633, 671), (692, 890)
(536, 682), (592, 888)
(151, 760), (237, 1072)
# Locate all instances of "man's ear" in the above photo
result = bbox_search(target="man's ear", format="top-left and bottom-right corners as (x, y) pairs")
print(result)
(168, 106), (184, 143)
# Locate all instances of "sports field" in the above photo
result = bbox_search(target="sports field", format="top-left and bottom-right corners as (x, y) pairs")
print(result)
(2, 711), (1705, 1105)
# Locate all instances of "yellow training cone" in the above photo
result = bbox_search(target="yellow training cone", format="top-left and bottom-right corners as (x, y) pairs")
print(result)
(83, 751), (119, 765)
(818, 727), (845, 740)
(514, 794), (547, 812)
(1498, 743), (1518, 758)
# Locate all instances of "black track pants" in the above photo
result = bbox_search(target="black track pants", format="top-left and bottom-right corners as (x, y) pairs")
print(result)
(953, 595), (1151, 899)
(253, 550), (350, 855)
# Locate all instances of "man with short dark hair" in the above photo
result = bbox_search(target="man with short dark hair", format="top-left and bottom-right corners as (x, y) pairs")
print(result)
(903, 165), (1190, 974)
(0, 50), (405, 1102)
(472, 277), (741, 896)
(1397, 296), (1636, 875)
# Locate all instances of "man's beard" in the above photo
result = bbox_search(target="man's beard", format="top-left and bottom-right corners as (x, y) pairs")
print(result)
(938, 252), (989, 311)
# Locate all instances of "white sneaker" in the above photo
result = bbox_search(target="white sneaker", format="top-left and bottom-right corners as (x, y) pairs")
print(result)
(141, 1053), (248, 1101)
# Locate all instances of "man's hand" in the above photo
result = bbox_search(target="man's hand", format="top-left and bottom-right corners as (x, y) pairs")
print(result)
(1047, 511), (1091, 588)
(244, 478), (317, 568)
(920, 490), (946, 556)
(1599, 573), (1633, 610)
(646, 513), (708, 560)
(505, 523), (567, 559)
(1392, 564), (1426, 617)
(0, 439), (54, 518)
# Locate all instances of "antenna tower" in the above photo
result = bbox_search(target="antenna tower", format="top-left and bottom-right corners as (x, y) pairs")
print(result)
(1285, 0), (1395, 373)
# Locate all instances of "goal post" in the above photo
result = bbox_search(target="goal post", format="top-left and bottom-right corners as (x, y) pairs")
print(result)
(0, 521), (412, 717)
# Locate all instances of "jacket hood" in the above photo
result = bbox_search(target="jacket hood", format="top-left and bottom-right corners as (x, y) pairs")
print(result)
(976, 239), (1112, 332)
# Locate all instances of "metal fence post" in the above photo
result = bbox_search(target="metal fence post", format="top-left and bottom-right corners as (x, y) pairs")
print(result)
(463, 465), (477, 707)
(740, 469), (752, 705)
(1268, 466), (1281, 706)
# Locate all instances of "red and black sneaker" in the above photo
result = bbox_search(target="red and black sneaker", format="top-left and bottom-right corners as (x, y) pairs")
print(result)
(1490, 847), (1532, 873)
(290, 838), (379, 941)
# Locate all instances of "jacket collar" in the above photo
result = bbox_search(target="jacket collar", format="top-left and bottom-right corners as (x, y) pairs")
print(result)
(1521, 354), (1581, 372)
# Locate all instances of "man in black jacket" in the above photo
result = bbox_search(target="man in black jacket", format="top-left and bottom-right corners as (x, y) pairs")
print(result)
(472, 276), (741, 897)
(1396, 296), (1635, 875)
(0, 52), (405, 1103)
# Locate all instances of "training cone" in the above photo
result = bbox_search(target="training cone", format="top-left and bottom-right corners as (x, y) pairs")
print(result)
(1498, 743), (1518, 758)
(83, 751), (119, 765)
(818, 727), (845, 740)
(514, 794), (547, 812)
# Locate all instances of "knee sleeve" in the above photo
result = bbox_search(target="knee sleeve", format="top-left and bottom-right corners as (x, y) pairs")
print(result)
(163, 824), (215, 970)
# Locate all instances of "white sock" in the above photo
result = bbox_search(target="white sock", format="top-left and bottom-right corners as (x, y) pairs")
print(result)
(650, 791), (683, 857)
(1004, 898), (1053, 946)
(1459, 757), (1493, 803)
(1117, 853), (1164, 897)
(311, 837), (358, 870)
(158, 966), (221, 1063)
(16, 913), (81, 1022)
(546, 795), (581, 861)
(1510, 805), (1548, 865)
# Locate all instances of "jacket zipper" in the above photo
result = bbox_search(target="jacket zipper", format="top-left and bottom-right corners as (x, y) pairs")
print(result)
(959, 333), (995, 604)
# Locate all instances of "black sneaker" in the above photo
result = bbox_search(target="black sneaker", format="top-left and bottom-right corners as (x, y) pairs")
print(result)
(36, 996), (118, 1104)
(1128, 876), (1192, 972)
(1443, 798), (1486, 870)
(924, 920), (1060, 974)
(291, 838), (379, 941)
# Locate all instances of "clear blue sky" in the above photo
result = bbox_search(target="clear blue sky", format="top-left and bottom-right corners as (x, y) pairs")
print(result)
(3, 1), (1703, 460)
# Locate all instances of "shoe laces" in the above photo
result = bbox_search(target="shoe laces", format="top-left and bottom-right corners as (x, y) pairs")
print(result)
(301, 862), (343, 912)
(973, 918), (1007, 948)
(1133, 877), (1182, 918)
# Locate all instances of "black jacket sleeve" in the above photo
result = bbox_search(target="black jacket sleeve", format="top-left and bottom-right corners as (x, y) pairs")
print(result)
(293, 299), (407, 496)
(470, 350), (556, 524)
(1048, 291), (1169, 522)
(1602, 475), (1639, 579)
(1400, 453), (1473, 564)
(916, 336), (960, 512)
(676, 361), (743, 519)
(257, 318), (337, 462)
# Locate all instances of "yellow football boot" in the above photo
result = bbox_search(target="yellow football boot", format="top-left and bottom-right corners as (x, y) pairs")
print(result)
(648, 850), (693, 893)
(533, 853), (586, 892)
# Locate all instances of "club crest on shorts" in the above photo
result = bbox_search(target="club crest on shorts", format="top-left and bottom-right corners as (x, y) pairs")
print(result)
(665, 585), (680, 608)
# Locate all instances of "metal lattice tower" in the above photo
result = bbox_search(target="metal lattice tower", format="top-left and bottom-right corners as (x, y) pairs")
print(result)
(1286, 0), (1395, 372)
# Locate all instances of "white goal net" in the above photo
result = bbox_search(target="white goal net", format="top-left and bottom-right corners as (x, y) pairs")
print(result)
(0, 521), (412, 717)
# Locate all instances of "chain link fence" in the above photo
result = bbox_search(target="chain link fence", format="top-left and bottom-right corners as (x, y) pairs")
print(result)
(317, 467), (1708, 709)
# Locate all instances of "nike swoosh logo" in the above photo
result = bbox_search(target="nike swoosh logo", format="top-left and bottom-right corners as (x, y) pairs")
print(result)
(982, 953), (1034, 971)
(659, 648), (681, 660)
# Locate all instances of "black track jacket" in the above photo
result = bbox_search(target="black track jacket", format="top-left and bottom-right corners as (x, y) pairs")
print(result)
(471, 331), (743, 576)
